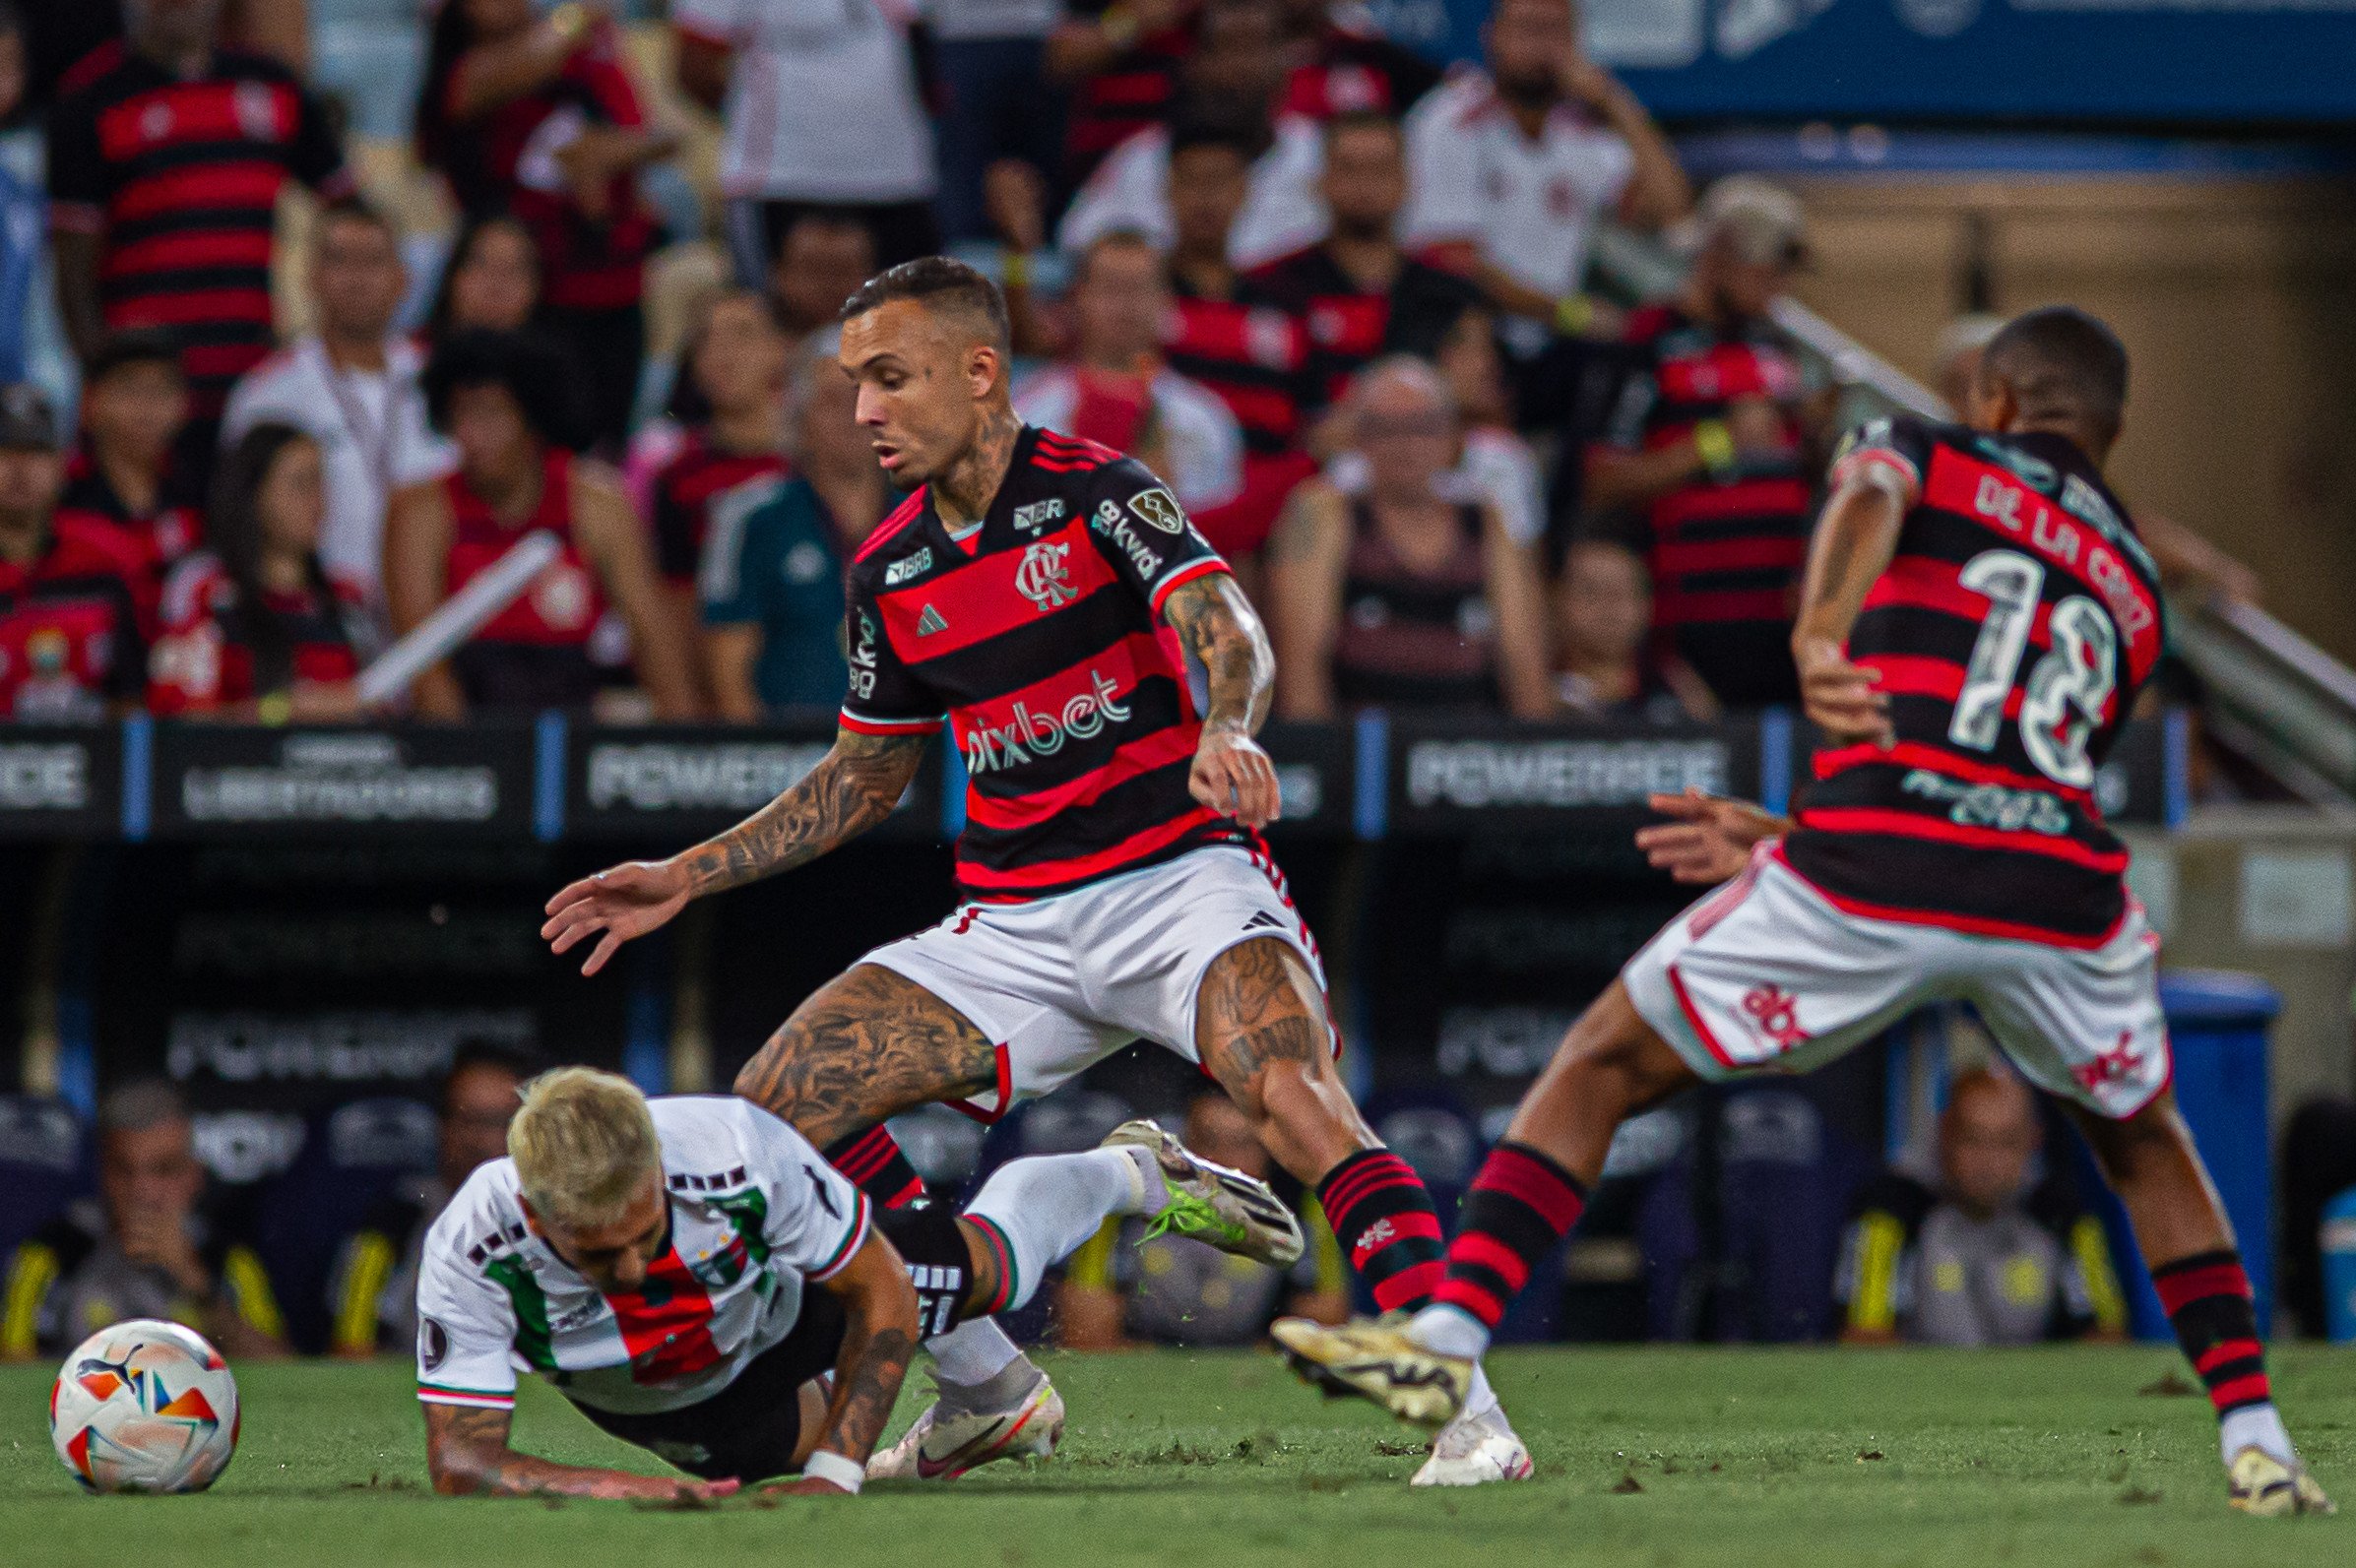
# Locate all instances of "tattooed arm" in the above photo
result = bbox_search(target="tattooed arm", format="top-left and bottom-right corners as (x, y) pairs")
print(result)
(541, 728), (929, 976)
(1792, 469), (1909, 747)
(782, 1232), (922, 1494)
(1162, 572), (1283, 829)
(422, 1403), (737, 1500)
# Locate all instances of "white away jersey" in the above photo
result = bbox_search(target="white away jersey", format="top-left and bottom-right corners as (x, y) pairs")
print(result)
(414, 1097), (868, 1416)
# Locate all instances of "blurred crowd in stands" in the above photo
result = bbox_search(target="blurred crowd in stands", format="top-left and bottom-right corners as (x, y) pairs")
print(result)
(5, 0), (2259, 733)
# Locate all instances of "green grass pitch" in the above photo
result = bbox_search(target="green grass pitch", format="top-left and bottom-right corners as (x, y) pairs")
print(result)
(5, 1346), (2350, 1567)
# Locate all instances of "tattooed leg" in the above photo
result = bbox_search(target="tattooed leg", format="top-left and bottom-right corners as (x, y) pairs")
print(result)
(1194, 936), (1374, 1184)
(732, 964), (998, 1151)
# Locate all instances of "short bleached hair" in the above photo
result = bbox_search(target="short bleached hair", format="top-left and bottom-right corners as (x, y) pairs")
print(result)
(508, 1068), (662, 1226)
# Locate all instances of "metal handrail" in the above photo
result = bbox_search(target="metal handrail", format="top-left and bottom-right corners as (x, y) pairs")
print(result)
(1589, 223), (2356, 807)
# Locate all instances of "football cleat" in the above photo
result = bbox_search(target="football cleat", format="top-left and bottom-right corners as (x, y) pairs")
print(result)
(1103, 1119), (1304, 1268)
(2227, 1446), (2335, 1517)
(865, 1375), (1064, 1481)
(1269, 1316), (1472, 1428)
(1411, 1404), (1534, 1487)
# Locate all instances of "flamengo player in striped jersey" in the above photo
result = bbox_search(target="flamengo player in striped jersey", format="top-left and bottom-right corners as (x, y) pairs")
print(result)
(417, 1068), (1298, 1497)
(541, 257), (1529, 1486)
(1273, 307), (2335, 1517)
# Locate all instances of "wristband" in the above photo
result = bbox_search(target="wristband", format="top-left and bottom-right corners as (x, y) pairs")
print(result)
(1691, 418), (1737, 478)
(799, 1449), (864, 1493)
(1000, 249), (1032, 289)
(1553, 293), (1595, 337)
(256, 691), (293, 727)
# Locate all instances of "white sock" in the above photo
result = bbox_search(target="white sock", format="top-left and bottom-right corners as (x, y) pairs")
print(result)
(964, 1146), (1162, 1311)
(2220, 1403), (2297, 1470)
(925, 1317), (1022, 1387)
(1409, 1302), (1494, 1362)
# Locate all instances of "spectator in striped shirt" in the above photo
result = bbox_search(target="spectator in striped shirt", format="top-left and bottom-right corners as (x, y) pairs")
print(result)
(47, 0), (352, 487)
(57, 329), (204, 572)
(416, 0), (677, 455)
(1586, 178), (1824, 709)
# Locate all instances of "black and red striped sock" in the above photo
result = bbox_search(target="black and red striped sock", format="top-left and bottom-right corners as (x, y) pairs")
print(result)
(1315, 1148), (1445, 1313)
(822, 1125), (928, 1211)
(2153, 1249), (2271, 1419)
(1429, 1142), (1588, 1335)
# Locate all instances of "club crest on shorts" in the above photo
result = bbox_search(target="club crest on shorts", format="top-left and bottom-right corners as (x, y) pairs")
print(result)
(1015, 540), (1078, 610)
(1740, 985), (1809, 1051)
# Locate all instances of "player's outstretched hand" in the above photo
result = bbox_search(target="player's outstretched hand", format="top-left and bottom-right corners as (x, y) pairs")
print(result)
(541, 859), (693, 976)
(1635, 788), (1788, 885)
(1795, 637), (1893, 748)
(1191, 729), (1282, 831)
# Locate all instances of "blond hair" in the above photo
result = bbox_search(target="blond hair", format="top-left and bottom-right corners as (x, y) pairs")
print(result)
(507, 1068), (662, 1225)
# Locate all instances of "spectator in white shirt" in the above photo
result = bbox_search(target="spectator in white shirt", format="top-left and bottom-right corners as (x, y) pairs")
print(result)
(1057, 0), (1327, 271)
(672, 0), (939, 288)
(222, 199), (455, 614)
(1401, 0), (1687, 348)
(1015, 230), (1244, 518)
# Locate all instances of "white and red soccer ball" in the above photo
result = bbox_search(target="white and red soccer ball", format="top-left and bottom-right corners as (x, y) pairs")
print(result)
(49, 1320), (240, 1494)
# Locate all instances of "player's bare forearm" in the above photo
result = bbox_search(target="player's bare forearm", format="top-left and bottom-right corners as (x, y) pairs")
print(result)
(810, 1240), (923, 1471)
(423, 1403), (725, 1500)
(1793, 475), (1906, 654)
(675, 729), (927, 898)
(1162, 573), (1273, 739)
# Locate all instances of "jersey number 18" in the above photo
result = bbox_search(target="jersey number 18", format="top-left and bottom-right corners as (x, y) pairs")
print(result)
(1947, 548), (2118, 789)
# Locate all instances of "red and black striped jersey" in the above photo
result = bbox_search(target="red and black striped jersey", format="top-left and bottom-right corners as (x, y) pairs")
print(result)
(147, 551), (370, 715)
(840, 425), (1242, 903)
(447, 25), (655, 312)
(0, 515), (151, 721)
(649, 431), (791, 587)
(57, 445), (207, 573)
(1246, 244), (1482, 408)
(1165, 281), (1313, 459)
(1782, 415), (2166, 947)
(1600, 303), (1814, 707)
(47, 44), (350, 416)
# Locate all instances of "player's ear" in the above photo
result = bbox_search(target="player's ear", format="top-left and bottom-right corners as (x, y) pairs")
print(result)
(967, 343), (1004, 402)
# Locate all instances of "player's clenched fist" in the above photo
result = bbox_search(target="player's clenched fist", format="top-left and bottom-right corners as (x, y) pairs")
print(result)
(541, 859), (693, 976)
(1190, 727), (1282, 830)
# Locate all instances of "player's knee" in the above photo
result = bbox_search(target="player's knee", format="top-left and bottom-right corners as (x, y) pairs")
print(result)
(732, 1019), (818, 1117)
(2082, 1094), (2191, 1183)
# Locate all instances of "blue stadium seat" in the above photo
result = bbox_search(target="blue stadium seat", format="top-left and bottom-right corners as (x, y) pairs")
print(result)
(252, 1097), (439, 1353)
(0, 1095), (91, 1258)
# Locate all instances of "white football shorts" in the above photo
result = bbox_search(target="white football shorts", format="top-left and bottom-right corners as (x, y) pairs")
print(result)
(858, 845), (1331, 1119)
(1622, 845), (2171, 1119)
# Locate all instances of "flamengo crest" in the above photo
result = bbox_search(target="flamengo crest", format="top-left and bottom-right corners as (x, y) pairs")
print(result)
(1014, 541), (1078, 610)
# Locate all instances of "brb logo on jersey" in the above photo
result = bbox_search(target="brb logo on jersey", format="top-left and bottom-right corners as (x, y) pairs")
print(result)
(1014, 541), (1079, 611)
(1740, 985), (1810, 1053)
(964, 669), (1132, 775)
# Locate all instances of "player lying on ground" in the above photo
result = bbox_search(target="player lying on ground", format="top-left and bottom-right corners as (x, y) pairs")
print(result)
(1272, 306), (2334, 1518)
(541, 257), (1526, 1485)
(414, 1068), (1298, 1499)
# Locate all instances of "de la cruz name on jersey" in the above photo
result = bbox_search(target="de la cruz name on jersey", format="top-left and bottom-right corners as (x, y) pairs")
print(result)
(1781, 415), (2165, 946)
(841, 425), (1243, 903)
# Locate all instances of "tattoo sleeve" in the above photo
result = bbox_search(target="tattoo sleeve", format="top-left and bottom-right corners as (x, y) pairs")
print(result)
(675, 728), (928, 898)
(422, 1402), (647, 1499)
(1162, 574), (1275, 738)
(810, 1237), (922, 1466)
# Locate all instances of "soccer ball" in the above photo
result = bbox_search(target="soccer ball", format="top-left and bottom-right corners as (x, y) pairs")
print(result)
(49, 1320), (240, 1494)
